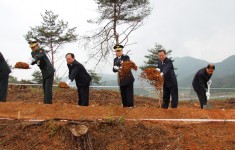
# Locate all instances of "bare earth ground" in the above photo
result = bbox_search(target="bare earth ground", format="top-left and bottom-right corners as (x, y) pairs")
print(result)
(0, 85), (234, 149)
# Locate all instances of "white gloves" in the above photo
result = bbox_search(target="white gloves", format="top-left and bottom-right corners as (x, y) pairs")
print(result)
(207, 80), (212, 85)
(156, 68), (160, 72)
(113, 66), (119, 71)
(66, 80), (71, 85)
(27, 57), (36, 64)
(156, 68), (163, 77)
(206, 92), (210, 97)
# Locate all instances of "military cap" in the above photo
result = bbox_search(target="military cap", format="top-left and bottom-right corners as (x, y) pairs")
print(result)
(28, 41), (38, 48)
(113, 44), (124, 51)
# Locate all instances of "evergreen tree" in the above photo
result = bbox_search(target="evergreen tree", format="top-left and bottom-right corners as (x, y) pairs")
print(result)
(9, 75), (18, 83)
(32, 70), (43, 84)
(140, 43), (173, 70)
(24, 10), (77, 67)
(88, 70), (102, 85)
(54, 75), (62, 84)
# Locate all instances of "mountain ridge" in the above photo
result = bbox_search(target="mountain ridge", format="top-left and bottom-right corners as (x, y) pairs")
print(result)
(100, 55), (235, 88)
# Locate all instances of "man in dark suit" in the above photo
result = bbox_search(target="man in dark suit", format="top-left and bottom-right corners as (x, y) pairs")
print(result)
(28, 41), (55, 104)
(65, 53), (92, 106)
(157, 49), (178, 109)
(192, 64), (215, 109)
(0, 52), (11, 102)
(113, 45), (135, 108)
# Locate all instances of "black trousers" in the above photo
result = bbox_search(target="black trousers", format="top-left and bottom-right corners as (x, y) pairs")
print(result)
(194, 89), (207, 109)
(43, 75), (53, 104)
(77, 85), (90, 106)
(162, 85), (178, 109)
(120, 83), (134, 107)
(0, 74), (9, 102)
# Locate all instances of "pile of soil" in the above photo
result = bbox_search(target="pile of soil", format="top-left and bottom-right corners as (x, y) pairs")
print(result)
(58, 82), (70, 88)
(14, 62), (30, 69)
(0, 119), (234, 150)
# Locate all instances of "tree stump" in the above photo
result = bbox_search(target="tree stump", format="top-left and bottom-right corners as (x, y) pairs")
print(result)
(70, 125), (93, 150)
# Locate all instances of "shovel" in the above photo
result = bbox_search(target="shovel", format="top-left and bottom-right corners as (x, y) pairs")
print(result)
(207, 80), (212, 100)
(204, 80), (212, 109)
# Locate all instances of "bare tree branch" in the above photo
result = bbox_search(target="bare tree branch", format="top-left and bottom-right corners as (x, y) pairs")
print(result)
(81, 0), (152, 68)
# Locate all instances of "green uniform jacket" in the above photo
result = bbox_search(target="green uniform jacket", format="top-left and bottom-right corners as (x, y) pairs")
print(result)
(0, 52), (11, 79)
(31, 48), (55, 79)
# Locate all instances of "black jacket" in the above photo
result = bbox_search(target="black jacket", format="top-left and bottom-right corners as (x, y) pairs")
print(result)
(31, 48), (55, 79)
(0, 52), (11, 79)
(113, 54), (134, 86)
(192, 68), (211, 92)
(157, 57), (177, 87)
(68, 60), (92, 87)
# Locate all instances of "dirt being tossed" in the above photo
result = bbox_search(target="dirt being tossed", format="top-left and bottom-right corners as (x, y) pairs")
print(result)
(58, 82), (70, 88)
(140, 67), (163, 90)
(14, 62), (30, 69)
(119, 61), (138, 77)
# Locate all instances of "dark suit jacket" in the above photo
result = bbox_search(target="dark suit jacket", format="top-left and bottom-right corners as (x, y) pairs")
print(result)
(0, 52), (11, 79)
(157, 57), (177, 87)
(68, 60), (92, 87)
(31, 48), (55, 79)
(192, 68), (211, 92)
(113, 54), (134, 86)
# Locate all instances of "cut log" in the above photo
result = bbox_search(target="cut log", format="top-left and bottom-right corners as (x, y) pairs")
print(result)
(70, 125), (93, 150)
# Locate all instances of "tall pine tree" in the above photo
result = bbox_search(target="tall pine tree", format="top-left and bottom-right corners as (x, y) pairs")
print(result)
(24, 10), (78, 68)
(140, 43), (172, 70)
(83, 0), (152, 66)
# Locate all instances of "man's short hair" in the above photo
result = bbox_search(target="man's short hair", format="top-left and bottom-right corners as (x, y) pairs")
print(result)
(207, 64), (215, 70)
(65, 53), (75, 58)
(157, 49), (166, 54)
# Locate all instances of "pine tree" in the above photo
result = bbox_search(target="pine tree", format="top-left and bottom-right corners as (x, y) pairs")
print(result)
(140, 43), (173, 70)
(24, 10), (77, 68)
(83, 0), (152, 66)
(32, 70), (43, 84)
(88, 70), (102, 85)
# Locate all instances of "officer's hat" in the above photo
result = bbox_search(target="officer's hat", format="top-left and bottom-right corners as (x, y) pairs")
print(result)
(28, 41), (38, 48)
(113, 44), (124, 51)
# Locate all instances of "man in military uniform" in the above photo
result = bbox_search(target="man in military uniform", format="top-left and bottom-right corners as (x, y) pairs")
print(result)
(157, 49), (178, 109)
(0, 52), (11, 102)
(192, 64), (215, 109)
(113, 45), (135, 108)
(28, 41), (55, 104)
(65, 53), (92, 106)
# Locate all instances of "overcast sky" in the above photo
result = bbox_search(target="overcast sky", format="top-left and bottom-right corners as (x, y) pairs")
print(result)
(0, 0), (235, 80)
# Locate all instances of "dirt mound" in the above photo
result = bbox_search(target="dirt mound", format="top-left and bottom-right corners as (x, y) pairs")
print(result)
(0, 119), (234, 150)
(14, 62), (30, 69)
(58, 82), (70, 88)
(1, 85), (234, 149)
